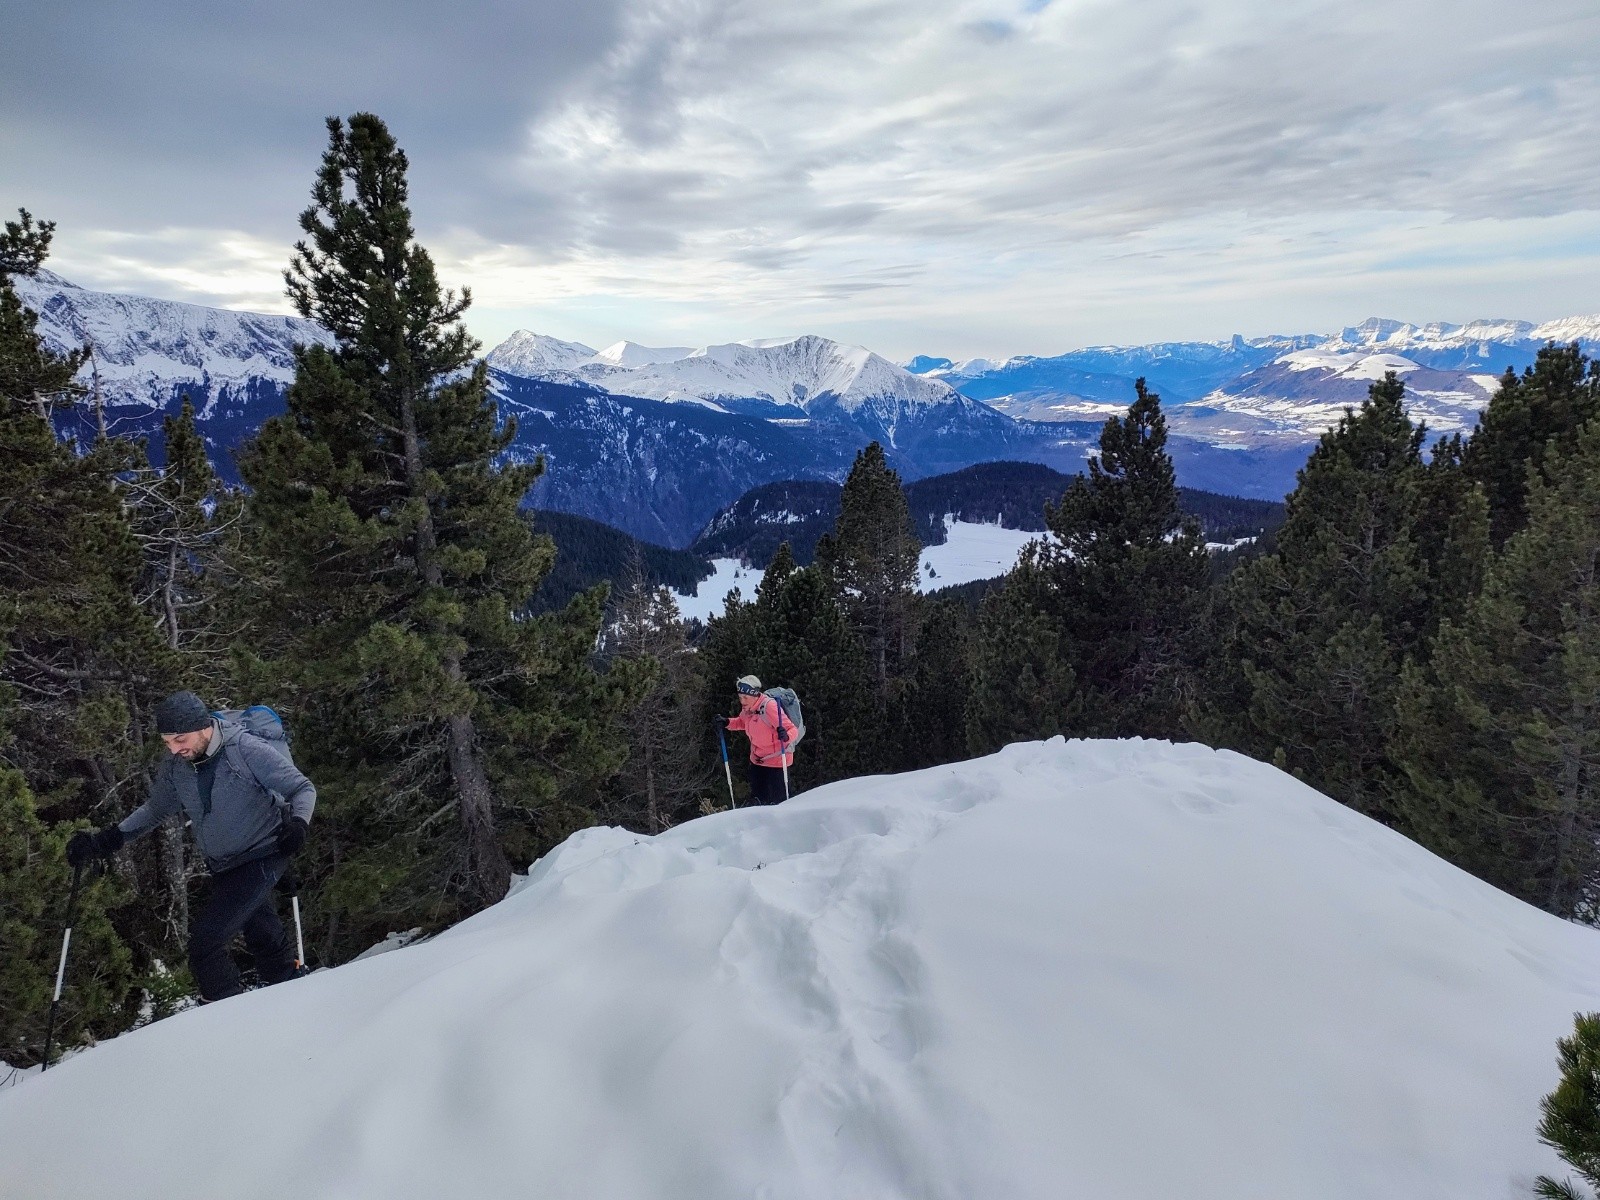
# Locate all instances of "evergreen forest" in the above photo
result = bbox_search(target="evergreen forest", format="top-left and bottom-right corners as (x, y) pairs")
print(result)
(3, 113), (1597, 1070)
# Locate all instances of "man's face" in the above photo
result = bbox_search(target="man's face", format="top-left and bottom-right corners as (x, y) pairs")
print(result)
(162, 726), (212, 760)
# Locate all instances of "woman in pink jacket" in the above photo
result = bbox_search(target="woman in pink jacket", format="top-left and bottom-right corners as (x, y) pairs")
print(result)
(720, 674), (793, 805)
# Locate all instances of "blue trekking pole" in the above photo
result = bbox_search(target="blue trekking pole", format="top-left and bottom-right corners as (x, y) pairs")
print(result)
(717, 723), (738, 809)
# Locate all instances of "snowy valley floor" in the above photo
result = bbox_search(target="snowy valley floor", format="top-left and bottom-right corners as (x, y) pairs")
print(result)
(1, 738), (1595, 1199)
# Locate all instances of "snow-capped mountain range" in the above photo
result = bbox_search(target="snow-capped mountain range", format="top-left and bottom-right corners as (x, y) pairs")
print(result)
(12, 269), (333, 415)
(488, 331), (962, 417)
(912, 314), (1600, 439)
(10, 268), (1598, 542)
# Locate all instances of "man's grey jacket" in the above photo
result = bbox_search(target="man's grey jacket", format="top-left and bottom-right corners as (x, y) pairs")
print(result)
(117, 719), (317, 874)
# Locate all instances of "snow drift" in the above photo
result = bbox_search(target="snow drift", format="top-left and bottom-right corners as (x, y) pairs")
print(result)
(1, 738), (1594, 1199)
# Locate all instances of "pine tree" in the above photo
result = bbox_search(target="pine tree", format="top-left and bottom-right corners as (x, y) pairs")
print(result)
(0, 216), (174, 814)
(119, 399), (238, 952)
(814, 442), (922, 705)
(901, 596), (973, 769)
(966, 553), (1076, 755)
(758, 542), (798, 605)
(1392, 420), (1600, 915)
(1535, 1012), (1600, 1200)
(1408, 432), (1490, 635)
(1215, 373), (1430, 815)
(1038, 380), (1209, 738)
(603, 554), (714, 832)
(0, 766), (136, 1065)
(752, 566), (878, 789)
(697, 585), (761, 803)
(234, 114), (622, 947)
(1464, 343), (1600, 548)
(125, 400), (236, 665)
(0, 211), (150, 1052)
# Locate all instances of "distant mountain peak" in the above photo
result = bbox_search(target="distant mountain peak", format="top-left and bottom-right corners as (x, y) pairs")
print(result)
(592, 340), (695, 368)
(485, 331), (597, 376)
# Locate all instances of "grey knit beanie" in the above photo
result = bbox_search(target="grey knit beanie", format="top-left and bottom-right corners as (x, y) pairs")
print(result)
(155, 691), (212, 735)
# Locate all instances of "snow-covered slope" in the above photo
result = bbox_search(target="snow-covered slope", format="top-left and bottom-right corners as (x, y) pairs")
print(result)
(918, 517), (1038, 588)
(2, 738), (1588, 1199)
(672, 519), (1041, 617)
(10, 270), (331, 412)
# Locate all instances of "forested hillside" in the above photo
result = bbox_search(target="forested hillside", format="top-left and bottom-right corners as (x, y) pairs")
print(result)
(693, 460), (1285, 566)
(526, 510), (711, 614)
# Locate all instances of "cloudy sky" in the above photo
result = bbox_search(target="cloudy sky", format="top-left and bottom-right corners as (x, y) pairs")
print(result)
(3, 0), (1597, 359)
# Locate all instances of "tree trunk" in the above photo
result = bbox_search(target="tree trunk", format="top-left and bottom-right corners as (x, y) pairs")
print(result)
(644, 731), (660, 834)
(447, 709), (510, 903)
(164, 542), (181, 649)
(1549, 691), (1589, 916)
(160, 818), (189, 948)
(399, 382), (510, 905)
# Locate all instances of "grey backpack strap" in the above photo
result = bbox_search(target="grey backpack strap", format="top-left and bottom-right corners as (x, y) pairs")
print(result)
(224, 738), (286, 808)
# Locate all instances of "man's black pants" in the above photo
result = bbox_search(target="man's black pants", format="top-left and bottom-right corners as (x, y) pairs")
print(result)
(746, 761), (788, 806)
(189, 854), (295, 1001)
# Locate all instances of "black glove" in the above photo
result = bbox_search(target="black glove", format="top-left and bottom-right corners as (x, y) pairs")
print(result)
(276, 816), (309, 856)
(66, 826), (124, 869)
(714, 715), (728, 729)
(275, 865), (301, 897)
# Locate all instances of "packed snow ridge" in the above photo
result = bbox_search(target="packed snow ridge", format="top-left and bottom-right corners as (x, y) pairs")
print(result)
(2, 738), (1589, 1199)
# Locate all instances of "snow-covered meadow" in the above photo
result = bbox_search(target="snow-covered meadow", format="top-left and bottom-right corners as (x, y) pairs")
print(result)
(0, 738), (1590, 1199)
(674, 519), (1041, 620)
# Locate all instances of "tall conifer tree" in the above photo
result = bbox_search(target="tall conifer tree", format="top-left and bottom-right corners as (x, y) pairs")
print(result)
(814, 442), (922, 703)
(901, 597), (974, 769)
(752, 566), (878, 788)
(603, 556), (711, 832)
(966, 552), (1076, 754)
(119, 399), (239, 950)
(1464, 344), (1600, 548)
(1038, 380), (1208, 738)
(236, 115), (618, 936)
(0, 210), (149, 1052)
(1215, 373), (1429, 814)
(1392, 421), (1600, 915)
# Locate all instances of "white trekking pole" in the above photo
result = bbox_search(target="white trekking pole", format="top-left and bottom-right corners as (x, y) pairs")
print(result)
(292, 895), (306, 969)
(778, 709), (791, 802)
(41, 862), (89, 1071)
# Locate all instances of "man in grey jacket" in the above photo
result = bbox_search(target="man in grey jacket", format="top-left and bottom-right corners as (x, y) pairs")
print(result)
(67, 691), (318, 1002)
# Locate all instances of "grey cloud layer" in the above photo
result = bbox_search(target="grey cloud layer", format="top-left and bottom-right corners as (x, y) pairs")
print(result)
(1, 0), (628, 232)
(474, 0), (1600, 296)
(2, 0), (1596, 340)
